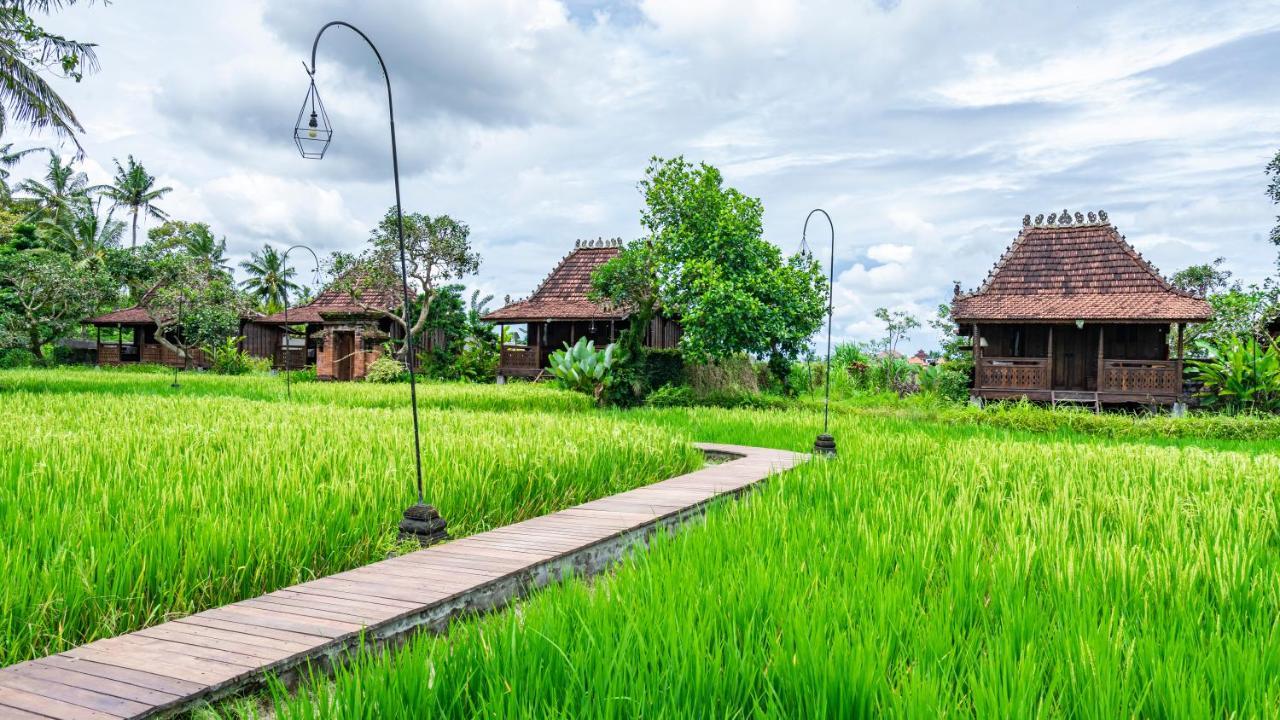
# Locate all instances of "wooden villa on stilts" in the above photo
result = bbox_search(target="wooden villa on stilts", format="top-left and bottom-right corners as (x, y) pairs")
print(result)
(952, 210), (1212, 410)
(482, 238), (681, 382)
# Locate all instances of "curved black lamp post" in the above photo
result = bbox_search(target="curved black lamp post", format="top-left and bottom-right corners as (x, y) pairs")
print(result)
(803, 208), (836, 456)
(280, 244), (320, 400)
(171, 297), (183, 389)
(295, 21), (446, 546)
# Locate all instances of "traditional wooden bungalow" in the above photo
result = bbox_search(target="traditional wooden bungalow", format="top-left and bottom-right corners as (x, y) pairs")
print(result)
(246, 283), (402, 381)
(952, 210), (1212, 409)
(86, 290), (211, 368)
(482, 238), (681, 381)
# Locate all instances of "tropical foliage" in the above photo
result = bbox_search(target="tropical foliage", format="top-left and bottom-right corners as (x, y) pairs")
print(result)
(0, 0), (99, 148)
(1188, 336), (1280, 413)
(548, 336), (617, 403)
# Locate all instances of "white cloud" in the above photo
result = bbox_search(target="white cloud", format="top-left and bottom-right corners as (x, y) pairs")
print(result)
(5, 0), (1279, 352)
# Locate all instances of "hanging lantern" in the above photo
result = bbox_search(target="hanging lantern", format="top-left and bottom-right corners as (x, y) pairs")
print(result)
(293, 73), (333, 159)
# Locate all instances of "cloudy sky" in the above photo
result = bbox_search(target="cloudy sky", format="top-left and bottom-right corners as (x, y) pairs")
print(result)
(9, 0), (1280, 350)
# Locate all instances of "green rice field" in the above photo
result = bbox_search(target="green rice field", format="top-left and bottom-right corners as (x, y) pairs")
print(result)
(0, 368), (700, 666)
(4, 367), (1280, 717)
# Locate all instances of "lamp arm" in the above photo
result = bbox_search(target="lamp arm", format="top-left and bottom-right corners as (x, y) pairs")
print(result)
(802, 208), (835, 435)
(307, 20), (424, 504)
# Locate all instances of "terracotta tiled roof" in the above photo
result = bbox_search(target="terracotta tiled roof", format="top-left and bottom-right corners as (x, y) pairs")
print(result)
(952, 210), (1211, 323)
(255, 283), (398, 324)
(86, 306), (155, 325)
(482, 239), (629, 322)
(87, 287), (161, 325)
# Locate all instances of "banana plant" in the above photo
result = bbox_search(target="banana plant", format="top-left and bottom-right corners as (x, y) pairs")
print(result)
(547, 337), (616, 405)
(1188, 336), (1280, 413)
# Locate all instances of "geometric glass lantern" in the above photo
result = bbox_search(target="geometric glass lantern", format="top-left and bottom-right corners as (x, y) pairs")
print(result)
(293, 74), (333, 159)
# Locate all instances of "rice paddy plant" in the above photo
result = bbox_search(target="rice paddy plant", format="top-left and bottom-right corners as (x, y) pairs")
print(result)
(0, 377), (702, 666)
(272, 412), (1280, 718)
(0, 367), (594, 414)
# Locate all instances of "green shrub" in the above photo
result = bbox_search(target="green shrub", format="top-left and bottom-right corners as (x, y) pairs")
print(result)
(548, 337), (616, 404)
(365, 356), (407, 384)
(918, 365), (969, 404)
(687, 354), (758, 396)
(643, 348), (685, 389)
(285, 366), (317, 383)
(645, 383), (694, 407)
(0, 348), (37, 369)
(205, 336), (264, 376)
(1188, 336), (1280, 413)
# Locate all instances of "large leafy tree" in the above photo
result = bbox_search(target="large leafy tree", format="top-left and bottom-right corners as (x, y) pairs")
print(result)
(0, 1), (99, 151)
(239, 243), (299, 313)
(142, 247), (247, 365)
(329, 206), (480, 360)
(101, 155), (171, 248)
(147, 219), (228, 273)
(0, 248), (111, 359)
(593, 156), (826, 365)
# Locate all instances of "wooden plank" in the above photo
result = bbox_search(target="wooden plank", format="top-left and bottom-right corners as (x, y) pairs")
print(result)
(0, 685), (122, 720)
(33, 656), (203, 697)
(6, 662), (179, 707)
(131, 625), (295, 663)
(0, 673), (150, 718)
(111, 636), (263, 670)
(282, 585), (421, 611)
(200, 606), (358, 640)
(0, 700), (56, 719)
(268, 589), (416, 619)
(175, 616), (332, 649)
(147, 620), (312, 655)
(236, 598), (381, 627)
(61, 646), (246, 687)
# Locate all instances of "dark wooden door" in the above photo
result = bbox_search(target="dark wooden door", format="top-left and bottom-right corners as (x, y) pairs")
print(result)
(334, 331), (354, 381)
(1051, 326), (1098, 391)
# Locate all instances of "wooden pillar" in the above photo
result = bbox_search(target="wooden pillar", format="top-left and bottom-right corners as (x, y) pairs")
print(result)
(1176, 322), (1184, 390)
(117, 323), (122, 362)
(609, 319), (615, 342)
(1097, 325), (1105, 393)
(972, 324), (982, 388)
(1046, 326), (1054, 390)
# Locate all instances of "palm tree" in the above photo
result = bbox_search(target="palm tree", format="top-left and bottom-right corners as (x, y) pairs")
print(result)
(240, 244), (300, 313)
(183, 227), (231, 275)
(0, 142), (42, 200)
(0, 2), (99, 152)
(39, 196), (124, 264)
(17, 150), (97, 223)
(100, 155), (172, 248)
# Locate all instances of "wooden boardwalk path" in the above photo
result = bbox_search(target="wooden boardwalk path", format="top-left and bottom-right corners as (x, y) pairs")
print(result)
(0, 443), (805, 719)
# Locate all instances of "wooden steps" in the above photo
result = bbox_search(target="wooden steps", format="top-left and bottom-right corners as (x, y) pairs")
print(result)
(1051, 390), (1100, 412)
(0, 443), (806, 720)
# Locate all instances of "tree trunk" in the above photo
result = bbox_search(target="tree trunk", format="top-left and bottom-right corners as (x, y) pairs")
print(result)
(28, 327), (44, 360)
(131, 208), (138, 249)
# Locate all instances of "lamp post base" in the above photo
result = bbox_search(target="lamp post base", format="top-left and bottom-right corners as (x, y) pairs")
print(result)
(813, 434), (836, 456)
(398, 502), (449, 547)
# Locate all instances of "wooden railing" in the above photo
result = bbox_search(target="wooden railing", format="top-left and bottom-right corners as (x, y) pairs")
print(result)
(499, 344), (542, 371)
(977, 357), (1048, 390)
(1100, 359), (1180, 395)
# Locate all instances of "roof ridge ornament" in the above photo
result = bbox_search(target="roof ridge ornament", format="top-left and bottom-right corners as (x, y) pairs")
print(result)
(1029, 209), (1109, 228)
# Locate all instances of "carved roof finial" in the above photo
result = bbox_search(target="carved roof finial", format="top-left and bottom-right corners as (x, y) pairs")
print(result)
(1022, 214), (1031, 227)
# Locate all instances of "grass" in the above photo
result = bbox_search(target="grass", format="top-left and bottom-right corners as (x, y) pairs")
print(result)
(6, 367), (1280, 716)
(0, 369), (701, 666)
(269, 409), (1280, 718)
